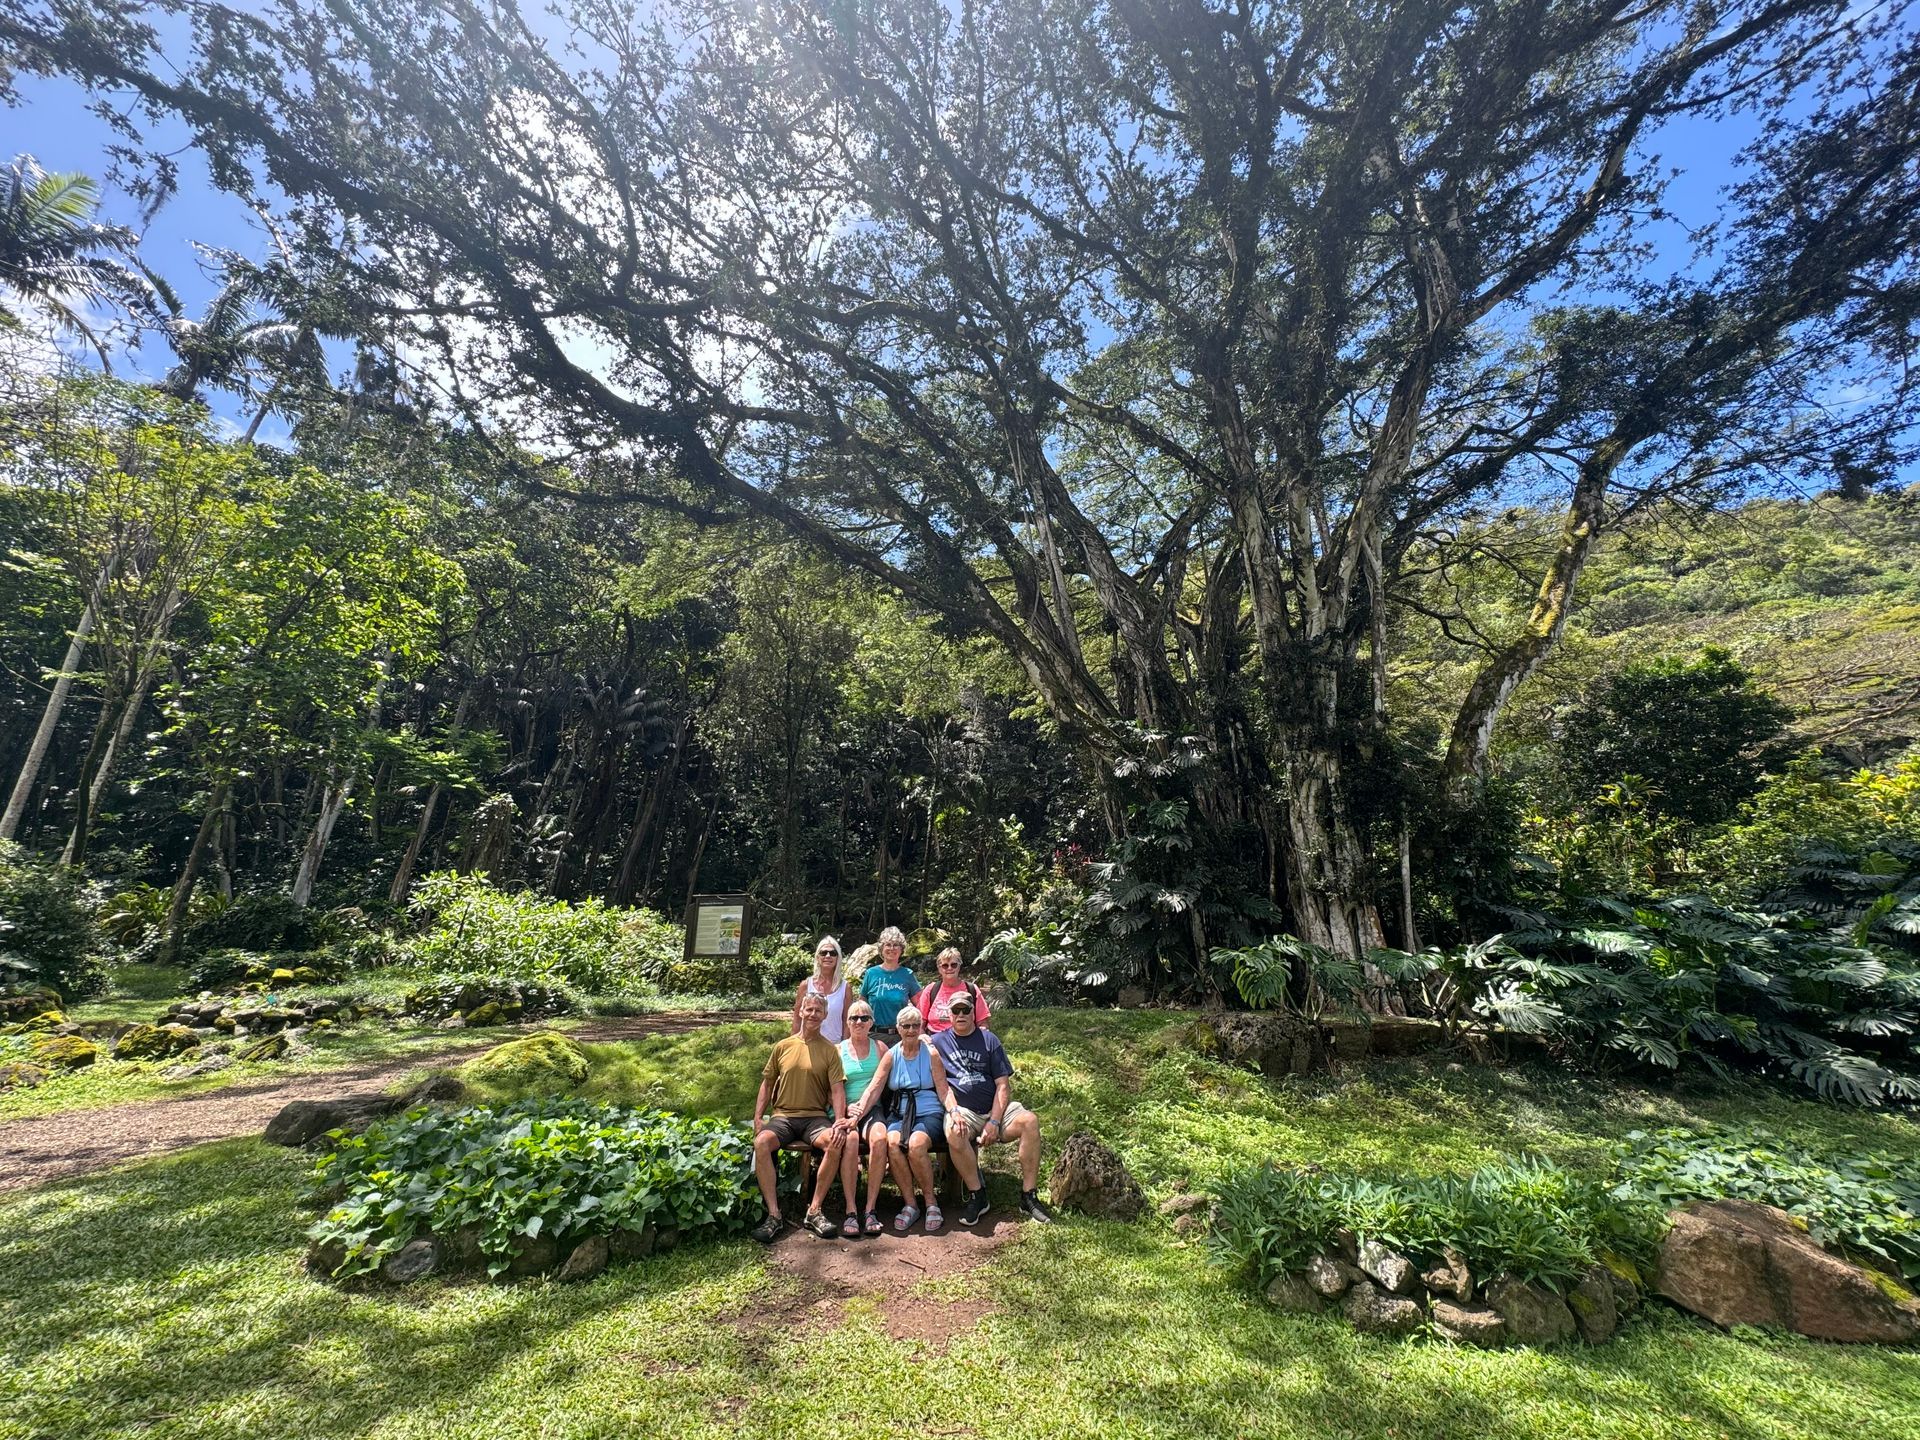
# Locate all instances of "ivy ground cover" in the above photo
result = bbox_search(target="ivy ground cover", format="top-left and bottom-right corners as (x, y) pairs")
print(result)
(2, 1013), (1917, 1440)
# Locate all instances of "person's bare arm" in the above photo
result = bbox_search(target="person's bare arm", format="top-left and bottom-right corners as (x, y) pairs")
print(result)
(831, 1078), (850, 1129)
(751, 1077), (771, 1129)
(790, 982), (807, 1033)
(930, 1051), (955, 1110)
(854, 1050), (893, 1124)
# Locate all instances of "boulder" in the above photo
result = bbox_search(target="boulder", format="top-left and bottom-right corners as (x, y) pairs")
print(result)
(1340, 1279), (1424, 1336)
(1569, 1263), (1619, 1345)
(1656, 1198), (1920, 1344)
(212, 1014), (237, 1033)
(304, 1239), (348, 1278)
(1201, 1011), (1326, 1078)
(464, 1000), (506, 1027)
(610, 1226), (656, 1261)
(0, 1061), (49, 1090)
(236, 1032), (290, 1062)
(398, 1073), (470, 1109)
(558, 1234), (610, 1282)
(18, 1009), (67, 1032)
(382, 1237), (440, 1283)
(443, 1225), (487, 1272)
(1263, 1272), (1324, 1314)
(506, 1236), (560, 1277)
(1421, 1246), (1473, 1303)
(0, 987), (63, 1023)
(1599, 1250), (1642, 1313)
(28, 1033), (97, 1069)
(291, 966), (322, 983)
(1357, 1238), (1420, 1296)
(655, 1228), (682, 1252)
(1047, 1132), (1146, 1220)
(1431, 1300), (1508, 1348)
(264, 1094), (398, 1147)
(114, 1023), (200, 1061)
(162, 1053), (234, 1081)
(1330, 1226), (1360, 1265)
(1158, 1190), (1210, 1218)
(459, 1031), (590, 1093)
(438, 1015), (467, 1030)
(1485, 1274), (1577, 1346)
(270, 967), (297, 984)
(1116, 986), (1149, 1010)
(1305, 1254), (1357, 1299)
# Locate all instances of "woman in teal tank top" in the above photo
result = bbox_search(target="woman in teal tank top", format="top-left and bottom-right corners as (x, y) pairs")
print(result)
(850, 1005), (954, 1232)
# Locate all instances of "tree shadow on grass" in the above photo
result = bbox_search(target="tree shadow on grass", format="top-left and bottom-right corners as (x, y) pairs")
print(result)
(0, 1139), (764, 1439)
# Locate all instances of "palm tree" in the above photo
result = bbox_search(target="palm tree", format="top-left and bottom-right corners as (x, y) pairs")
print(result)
(0, 154), (161, 363)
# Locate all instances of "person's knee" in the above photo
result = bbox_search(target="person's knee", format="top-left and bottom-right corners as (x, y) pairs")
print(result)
(753, 1130), (779, 1155)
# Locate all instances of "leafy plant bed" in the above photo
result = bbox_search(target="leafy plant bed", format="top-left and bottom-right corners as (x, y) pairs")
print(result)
(1213, 1157), (1658, 1346)
(304, 1101), (759, 1280)
(402, 978), (571, 1027)
(1613, 1125), (1920, 1279)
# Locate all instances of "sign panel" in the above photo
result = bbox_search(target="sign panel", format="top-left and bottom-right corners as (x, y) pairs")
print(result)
(684, 894), (751, 960)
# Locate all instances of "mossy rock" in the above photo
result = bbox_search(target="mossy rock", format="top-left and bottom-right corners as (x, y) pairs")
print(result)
(20, 1009), (68, 1032)
(237, 1032), (290, 1062)
(0, 987), (63, 1023)
(28, 1033), (98, 1069)
(114, 1022), (202, 1061)
(463, 1001), (506, 1026)
(213, 1014), (237, 1033)
(0, 1061), (49, 1090)
(459, 1030), (590, 1093)
(291, 966), (322, 983)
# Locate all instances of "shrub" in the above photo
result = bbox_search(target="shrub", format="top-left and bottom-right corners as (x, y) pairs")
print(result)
(306, 1101), (760, 1277)
(1212, 1157), (1662, 1294)
(0, 841), (101, 999)
(1612, 1126), (1920, 1279)
(181, 890), (324, 955)
(750, 934), (814, 991)
(404, 872), (678, 992)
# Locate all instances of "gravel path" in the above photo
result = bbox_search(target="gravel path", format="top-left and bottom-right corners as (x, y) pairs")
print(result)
(0, 1011), (782, 1195)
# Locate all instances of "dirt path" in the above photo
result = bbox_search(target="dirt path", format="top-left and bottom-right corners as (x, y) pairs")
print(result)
(0, 1012), (781, 1195)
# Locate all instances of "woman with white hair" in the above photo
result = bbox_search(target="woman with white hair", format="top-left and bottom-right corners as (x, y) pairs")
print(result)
(859, 925), (918, 1042)
(791, 935), (850, 1043)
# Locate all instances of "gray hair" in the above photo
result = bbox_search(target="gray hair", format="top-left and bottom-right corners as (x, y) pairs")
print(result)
(877, 926), (907, 950)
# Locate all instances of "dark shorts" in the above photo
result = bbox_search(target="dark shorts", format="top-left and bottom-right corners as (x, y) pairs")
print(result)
(761, 1114), (833, 1147)
(888, 1113), (946, 1148)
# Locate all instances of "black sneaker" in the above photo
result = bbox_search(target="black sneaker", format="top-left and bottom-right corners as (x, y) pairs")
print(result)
(959, 1189), (989, 1226)
(1019, 1190), (1055, 1224)
(750, 1213), (784, 1244)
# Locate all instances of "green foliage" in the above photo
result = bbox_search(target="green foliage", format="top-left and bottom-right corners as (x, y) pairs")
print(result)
(180, 890), (324, 956)
(1702, 753), (1920, 893)
(306, 1101), (760, 1277)
(1556, 649), (1791, 828)
(0, 840), (100, 998)
(1613, 1126), (1920, 1279)
(748, 934), (813, 991)
(403, 872), (676, 993)
(1213, 1156), (1662, 1293)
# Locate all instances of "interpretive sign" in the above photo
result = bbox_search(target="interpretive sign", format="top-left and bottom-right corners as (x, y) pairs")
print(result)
(684, 894), (751, 960)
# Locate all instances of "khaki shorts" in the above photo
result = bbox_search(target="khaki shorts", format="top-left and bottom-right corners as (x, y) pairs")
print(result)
(946, 1101), (1033, 1146)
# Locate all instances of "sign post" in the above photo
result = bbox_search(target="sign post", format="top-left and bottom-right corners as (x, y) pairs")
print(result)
(683, 893), (752, 964)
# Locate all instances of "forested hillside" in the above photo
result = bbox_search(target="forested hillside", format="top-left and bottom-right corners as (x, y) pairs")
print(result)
(1393, 490), (1920, 776)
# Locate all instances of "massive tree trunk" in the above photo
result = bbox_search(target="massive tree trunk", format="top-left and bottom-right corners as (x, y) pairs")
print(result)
(1, 595), (98, 842)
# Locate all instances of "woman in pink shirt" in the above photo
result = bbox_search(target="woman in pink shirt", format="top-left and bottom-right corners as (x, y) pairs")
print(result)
(913, 947), (989, 1034)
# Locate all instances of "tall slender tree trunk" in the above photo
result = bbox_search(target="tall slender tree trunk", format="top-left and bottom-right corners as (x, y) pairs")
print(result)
(160, 780), (228, 963)
(291, 772), (354, 908)
(1, 595), (99, 841)
(389, 689), (474, 906)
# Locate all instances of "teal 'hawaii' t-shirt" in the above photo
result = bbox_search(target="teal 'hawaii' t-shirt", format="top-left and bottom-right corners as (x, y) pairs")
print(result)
(860, 964), (919, 1027)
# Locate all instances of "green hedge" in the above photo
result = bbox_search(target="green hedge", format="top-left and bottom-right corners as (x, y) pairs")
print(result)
(307, 1101), (758, 1277)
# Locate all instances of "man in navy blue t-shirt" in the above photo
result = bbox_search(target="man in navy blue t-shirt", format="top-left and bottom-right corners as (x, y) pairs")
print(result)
(929, 989), (1052, 1226)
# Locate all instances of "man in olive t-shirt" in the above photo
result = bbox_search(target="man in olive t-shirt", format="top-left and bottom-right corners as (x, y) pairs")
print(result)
(750, 992), (850, 1241)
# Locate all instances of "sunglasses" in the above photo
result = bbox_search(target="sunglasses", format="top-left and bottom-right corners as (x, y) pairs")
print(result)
(849, 1014), (874, 1022)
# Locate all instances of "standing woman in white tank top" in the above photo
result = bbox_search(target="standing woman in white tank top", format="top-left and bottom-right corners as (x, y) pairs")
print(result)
(791, 935), (849, 1042)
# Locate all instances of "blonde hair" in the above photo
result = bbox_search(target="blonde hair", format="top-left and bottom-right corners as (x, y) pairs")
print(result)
(936, 947), (963, 966)
(877, 926), (908, 950)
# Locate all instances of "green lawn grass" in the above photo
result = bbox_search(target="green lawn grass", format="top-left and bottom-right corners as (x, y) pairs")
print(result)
(3, 1012), (1916, 1439)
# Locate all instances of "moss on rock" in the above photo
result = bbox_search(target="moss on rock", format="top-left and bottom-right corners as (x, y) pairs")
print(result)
(114, 1022), (202, 1061)
(459, 1030), (590, 1094)
(28, 1033), (98, 1069)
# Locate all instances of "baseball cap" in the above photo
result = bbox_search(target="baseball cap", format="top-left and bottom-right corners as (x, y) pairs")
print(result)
(948, 991), (975, 1012)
